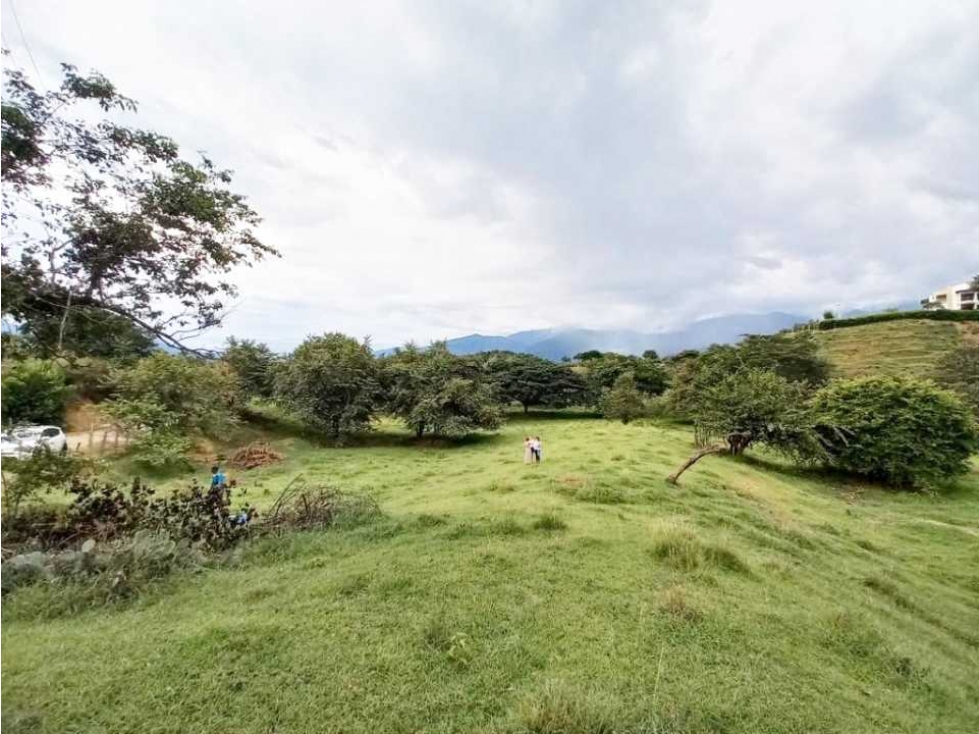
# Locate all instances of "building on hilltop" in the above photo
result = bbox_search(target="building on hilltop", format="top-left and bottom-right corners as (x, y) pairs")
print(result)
(920, 283), (977, 311)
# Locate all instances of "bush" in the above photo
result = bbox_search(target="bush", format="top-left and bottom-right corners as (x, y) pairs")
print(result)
(1, 358), (72, 427)
(222, 337), (278, 399)
(810, 377), (978, 487)
(1, 449), (95, 516)
(102, 353), (240, 463)
(811, 309), (979, 331)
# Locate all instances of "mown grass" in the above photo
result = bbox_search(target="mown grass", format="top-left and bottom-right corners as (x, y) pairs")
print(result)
(813, 319), (974, 379)
(3, 412), (979, 733)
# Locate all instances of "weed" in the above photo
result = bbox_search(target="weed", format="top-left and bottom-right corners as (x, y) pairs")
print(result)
(532, 514), (568, 532)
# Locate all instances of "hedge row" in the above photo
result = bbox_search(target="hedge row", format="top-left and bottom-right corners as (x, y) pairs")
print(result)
(807, 310), (979, 331)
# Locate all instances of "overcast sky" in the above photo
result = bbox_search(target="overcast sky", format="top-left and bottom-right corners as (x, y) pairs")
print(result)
(3, 0), (977, 350)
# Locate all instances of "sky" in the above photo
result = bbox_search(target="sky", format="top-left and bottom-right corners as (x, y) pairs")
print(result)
(2, 0), (977, 350)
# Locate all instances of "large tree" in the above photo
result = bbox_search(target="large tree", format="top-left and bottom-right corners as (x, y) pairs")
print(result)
(484, 352), (589, 412)
(2, 57), (277, 355)
(382, 343), (502, 437)
(275, 334), (381, 440)
(222, 337), (277, 400)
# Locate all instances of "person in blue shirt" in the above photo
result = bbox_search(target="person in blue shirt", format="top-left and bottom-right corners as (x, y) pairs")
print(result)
(210, 464), (227, 488)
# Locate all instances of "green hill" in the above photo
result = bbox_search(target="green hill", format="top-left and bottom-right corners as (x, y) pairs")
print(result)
(4, 416), (978, 734)
(814, 319), (978, 379)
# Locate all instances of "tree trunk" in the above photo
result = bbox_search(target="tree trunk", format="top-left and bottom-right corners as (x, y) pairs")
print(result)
(523, 403), (529, 414)
(415, 425), (425, 438)
(667, 444), (728, 485)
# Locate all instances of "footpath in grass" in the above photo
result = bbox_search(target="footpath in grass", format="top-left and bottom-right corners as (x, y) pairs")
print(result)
(3, 414), (979, 734)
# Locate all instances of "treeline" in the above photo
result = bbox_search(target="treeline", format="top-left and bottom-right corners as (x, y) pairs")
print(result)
(0, 328), (671, 462)
(794, 308), (979, 331)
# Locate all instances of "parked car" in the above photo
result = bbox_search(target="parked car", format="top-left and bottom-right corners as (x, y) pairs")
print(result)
(0, 425), (68, 459)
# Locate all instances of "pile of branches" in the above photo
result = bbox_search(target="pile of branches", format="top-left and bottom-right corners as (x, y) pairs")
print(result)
(262, 475), (380, 534)
(229, 441), (284, 470)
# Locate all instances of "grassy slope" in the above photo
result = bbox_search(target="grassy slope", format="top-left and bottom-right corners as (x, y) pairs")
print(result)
(4, 415), (979, 734)
(814, 320), (979, 379)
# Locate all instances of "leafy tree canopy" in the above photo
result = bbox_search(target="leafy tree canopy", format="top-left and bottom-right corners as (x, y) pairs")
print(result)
(274, 334), (380, 440)
(222, 337), (277, 399)
(382, 342), (502, 437)
(1, 358), (73, 427)
(484, 352), (589, 412)
(809, 376), (977, 487)
(601, 371), (645, 424)
(1, 57), (277, 355)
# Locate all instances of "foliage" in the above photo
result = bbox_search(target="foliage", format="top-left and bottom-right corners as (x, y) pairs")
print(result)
(382, 342), (503, 437)
(484, 352), (589, 412)
(1, 450), (94, 517)
(103, 353), (239, 434)
(1, 531), (207, 606)
(275, 333), (381, 440)
(13, 305), (155, 361)
(1, 358), (72, 427)
(823, 310), (836, 320)
(600, 372), (645, 424)
(666, 333), (829, 420)
(811, 310), (979, 331)
(692, 368), (821, 457)
(809, 376), (978, 486)
(1, 59), (277, 354)
(935, 344), (979, 419)
(222, 337), (277, 399)
(579, 352), (669, 397)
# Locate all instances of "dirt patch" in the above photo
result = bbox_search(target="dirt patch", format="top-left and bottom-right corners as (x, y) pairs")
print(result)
(229, 441), (284, 470)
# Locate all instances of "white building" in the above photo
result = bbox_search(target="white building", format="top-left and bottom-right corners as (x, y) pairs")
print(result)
(920, 282), (977, 311)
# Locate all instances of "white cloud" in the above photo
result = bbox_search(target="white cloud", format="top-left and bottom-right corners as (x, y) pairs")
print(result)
(3, 0), (976, 350)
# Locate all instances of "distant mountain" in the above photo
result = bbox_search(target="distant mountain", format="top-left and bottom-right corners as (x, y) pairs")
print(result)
(379, 312), (810, 360)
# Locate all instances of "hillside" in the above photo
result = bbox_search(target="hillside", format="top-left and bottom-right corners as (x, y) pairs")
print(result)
(4, 415), (978, 733)
(391, 312), (808, 360)
(815, 320), (978, 379)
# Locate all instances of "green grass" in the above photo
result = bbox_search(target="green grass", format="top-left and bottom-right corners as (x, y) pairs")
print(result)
(4, 413), (979, 733)
(814, 319), (978, 379)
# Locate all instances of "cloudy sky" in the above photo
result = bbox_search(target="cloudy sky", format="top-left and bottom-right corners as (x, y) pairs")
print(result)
(3, 0), (977, 350)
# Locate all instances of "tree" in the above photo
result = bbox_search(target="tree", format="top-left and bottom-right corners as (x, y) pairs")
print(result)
(971, 274), (979, 291)
(484, 352), (589, 412)
(1, 358), (72, 427)
(580, 352), (669, 398)
(2, 58), (277, 355)
(275, 334), (380, 440)
(642, 349), (660, 360)
(15, 305), (155, 361)
(601, 372), (645, 424)
(692, 369), (816, 455)
(102, 353), (240, 464)
(809, 377), (978, 487)
(935, 345), (979, 419)
(574, 350), (604, 362)
(382, 343), (502, 437)
(222, 337), (277, 400)
(822, 310), (835, 320)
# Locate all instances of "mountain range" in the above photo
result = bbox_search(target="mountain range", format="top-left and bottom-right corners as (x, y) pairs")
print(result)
(380, 312), (811, 360)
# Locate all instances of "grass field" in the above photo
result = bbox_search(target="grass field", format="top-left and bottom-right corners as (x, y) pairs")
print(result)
(813, 320), (979, 379)
(3, 413), (979, 733)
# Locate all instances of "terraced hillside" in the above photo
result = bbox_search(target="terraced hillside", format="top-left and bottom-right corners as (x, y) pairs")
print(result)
(814, 320), (979, 379)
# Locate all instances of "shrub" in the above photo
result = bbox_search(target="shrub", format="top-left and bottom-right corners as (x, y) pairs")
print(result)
(0, 449), (95, 517)
(532, 513), (568, 531)
(222, 337), (278, 399)
(104, 353), (239, 432)
(1, 358), (72, 427)
(809, 309), (979, 330)
(810, 377), (978, 487)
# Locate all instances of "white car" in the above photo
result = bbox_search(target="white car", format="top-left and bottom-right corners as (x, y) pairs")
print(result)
(0, 425), (68, 459)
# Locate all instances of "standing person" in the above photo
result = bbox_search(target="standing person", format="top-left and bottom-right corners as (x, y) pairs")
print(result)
(523, 437), (533, 464)
(532, 436), (542, 464)
(210, 464), (227, 488)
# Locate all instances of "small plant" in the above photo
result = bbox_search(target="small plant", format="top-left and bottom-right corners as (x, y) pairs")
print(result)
(532, 513), (568, 531)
